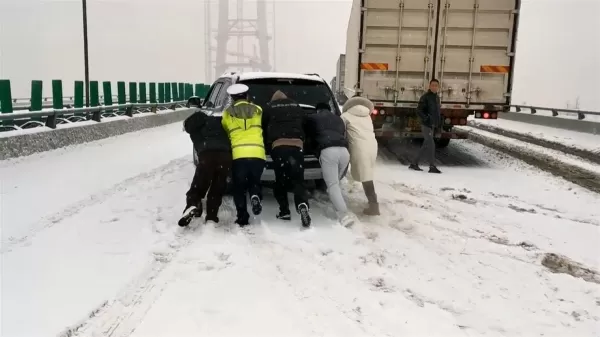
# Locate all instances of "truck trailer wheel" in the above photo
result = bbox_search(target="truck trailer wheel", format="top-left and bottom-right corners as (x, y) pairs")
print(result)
(435, 138), (451, 149)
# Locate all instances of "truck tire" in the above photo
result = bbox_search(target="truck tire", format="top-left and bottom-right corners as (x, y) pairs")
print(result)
(435, 138), (450, 149)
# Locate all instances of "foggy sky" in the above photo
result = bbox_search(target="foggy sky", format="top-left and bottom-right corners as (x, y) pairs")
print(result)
(0, 0), (599, 110)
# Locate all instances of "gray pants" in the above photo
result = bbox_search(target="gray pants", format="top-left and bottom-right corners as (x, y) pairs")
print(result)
(319, 146), (350, 216)
(413, 125), (436, 166)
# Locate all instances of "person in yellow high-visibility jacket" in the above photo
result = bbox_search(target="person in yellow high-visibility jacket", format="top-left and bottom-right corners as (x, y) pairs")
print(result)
(221, 83), (266, 226)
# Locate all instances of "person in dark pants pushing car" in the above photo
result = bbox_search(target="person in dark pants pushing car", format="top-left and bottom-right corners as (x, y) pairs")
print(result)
(179, 105), (232, 227)
(262, 90), (312, 228)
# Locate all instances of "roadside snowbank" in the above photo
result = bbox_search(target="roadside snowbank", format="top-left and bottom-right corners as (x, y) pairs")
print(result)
(472, 119), (600, 154)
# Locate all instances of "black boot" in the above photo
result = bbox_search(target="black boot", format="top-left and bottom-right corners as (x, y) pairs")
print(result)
(409, 164), (423, 171)
(429, 165), (441, 174)
(250, 195), (262, 215)
(178, 204), (202, 227)
(276, 209), (291, 221)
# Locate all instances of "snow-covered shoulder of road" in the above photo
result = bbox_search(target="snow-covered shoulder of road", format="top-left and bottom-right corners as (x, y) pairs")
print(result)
(0, 121), (190, 246)
(462, 125), (600, 175)
(474, 118), (600, 154)
(1, 127), (599, 336)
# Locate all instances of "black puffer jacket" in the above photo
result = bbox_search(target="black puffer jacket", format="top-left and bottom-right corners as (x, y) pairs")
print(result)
(262, 98), (306, 147)
(416, 90), (441, 128)
(183, 110), (231, 153)
(305, 109), (347, 157)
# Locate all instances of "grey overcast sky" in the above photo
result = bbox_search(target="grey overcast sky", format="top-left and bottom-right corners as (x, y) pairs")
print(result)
(0, 0), (599, 110)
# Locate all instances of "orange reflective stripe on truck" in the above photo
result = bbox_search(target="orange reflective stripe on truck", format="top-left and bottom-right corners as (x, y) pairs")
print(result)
(479, 65), (510, 73)
(360, 63), (389, 71)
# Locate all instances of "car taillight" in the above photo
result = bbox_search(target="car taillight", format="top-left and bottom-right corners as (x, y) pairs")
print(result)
(371, 109), (378, 115)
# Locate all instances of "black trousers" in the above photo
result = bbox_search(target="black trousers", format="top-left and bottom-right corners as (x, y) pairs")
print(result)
(271, 145), (308, 213)
(186, 151), (232, 220)
(231, 158), (265, 222)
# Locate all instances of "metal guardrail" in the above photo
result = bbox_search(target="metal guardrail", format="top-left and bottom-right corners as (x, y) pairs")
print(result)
(509, 105), (600, 120)
(0, 101), (186, 131)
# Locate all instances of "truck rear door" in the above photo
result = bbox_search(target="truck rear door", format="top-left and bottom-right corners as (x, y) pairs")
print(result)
(434, 0), (518, 106)
(358, 0), (438, 102)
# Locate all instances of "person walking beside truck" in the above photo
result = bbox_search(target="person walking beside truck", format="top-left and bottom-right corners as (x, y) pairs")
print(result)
(262, 90), (312, 228)
(341, 96), (380, 216)
(306, 102), (354, 227)
(178, 108), (232, 227)
(409, 79), (442, 174)
(221, 83), (266, 227)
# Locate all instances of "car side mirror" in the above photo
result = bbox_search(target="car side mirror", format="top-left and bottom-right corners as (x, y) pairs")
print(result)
(186, 96), (202, 108)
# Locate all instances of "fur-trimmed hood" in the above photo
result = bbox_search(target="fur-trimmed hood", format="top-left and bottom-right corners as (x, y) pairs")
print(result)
(342, 96), (374, 117)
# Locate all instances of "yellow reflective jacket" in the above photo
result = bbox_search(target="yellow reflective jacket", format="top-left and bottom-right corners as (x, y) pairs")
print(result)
(221, 99), (266, 160)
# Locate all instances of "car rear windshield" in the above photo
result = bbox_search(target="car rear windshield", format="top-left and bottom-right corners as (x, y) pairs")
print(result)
(239, 78), (340, 114)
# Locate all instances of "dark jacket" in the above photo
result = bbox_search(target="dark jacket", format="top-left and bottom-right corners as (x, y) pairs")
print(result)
(184, 110), (231, 154)
(416, 90), (441, 128)
(262, 98), (306, 147)
(305, 109), (347, 157)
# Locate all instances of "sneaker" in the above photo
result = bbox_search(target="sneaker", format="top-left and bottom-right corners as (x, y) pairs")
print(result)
(340, 214), (355, 228)
(297, 203), (311, 228)
(428, 165), (441, 174)
(408, 164), (423, 171)
(276, 210), (291, 221)
(178, 205), (201, 227)
(250, 195), (262, 215)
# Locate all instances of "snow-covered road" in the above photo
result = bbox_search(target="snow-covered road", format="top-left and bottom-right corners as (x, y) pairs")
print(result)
(1, 123), (599, 337)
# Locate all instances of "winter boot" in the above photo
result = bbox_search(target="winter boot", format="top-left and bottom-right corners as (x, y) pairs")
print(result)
(276, 210), (291, 221)
(297, 203), (311, 228)
(408, 164), (423, 171)
(178, 204), (202, 227)
(428, 165), (441, 174)
(363, 202), (380, 216)
(235, 217), (249, 227)
(250, 195), (262, 215)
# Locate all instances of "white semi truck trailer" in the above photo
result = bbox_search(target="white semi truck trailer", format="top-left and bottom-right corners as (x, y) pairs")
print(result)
(344, 0), (521, 147)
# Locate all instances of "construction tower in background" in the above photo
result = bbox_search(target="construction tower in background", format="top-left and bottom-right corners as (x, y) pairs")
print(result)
(204, 0), (275, 83)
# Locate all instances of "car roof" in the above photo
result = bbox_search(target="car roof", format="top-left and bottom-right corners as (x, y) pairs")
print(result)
(219, 71), (326, 84)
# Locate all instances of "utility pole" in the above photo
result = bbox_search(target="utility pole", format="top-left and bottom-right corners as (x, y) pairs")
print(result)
(82, 0), (90, 107)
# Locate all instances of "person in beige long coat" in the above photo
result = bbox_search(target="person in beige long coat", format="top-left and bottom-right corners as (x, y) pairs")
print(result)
(341, 96), (380, 215)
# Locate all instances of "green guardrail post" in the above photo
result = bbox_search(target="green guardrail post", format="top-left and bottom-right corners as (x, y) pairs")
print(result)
(0, 79), (14, 126)
(165, 83), (172, 102)
(117, 81), (126, 104)
(171, 82), (178, 101)
(29, 80), (43, 122)
(30, 80), (43, 112)
(74, 80), (84, 111)
(158, 83), (165, 103)
(139, 82), (147, 103)
(117, 81), (126, 113)
(90, 81), (100, 107)
(185, 83), (192, 99)
(178, 83), (185, 100)
(52, 80), (63, 109)
(129, 82), (137, 103)
(203, 84), (210, 97)
(194, 83), (202, 97)
(150, 82), (157, 103)
(103, 81), (113, 106)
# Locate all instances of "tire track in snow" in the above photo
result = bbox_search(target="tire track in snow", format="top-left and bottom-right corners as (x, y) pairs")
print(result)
(2, 157), (191, 253)
(57, 223), (204, 337)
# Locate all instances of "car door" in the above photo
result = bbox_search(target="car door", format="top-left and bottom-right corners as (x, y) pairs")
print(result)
(202, 81), (225, 116)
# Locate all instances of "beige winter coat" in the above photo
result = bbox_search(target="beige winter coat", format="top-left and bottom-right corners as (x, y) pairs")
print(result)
(341, 97), (378, 182)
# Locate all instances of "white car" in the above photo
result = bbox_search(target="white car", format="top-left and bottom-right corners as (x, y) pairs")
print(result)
(187, 71), (343, 191)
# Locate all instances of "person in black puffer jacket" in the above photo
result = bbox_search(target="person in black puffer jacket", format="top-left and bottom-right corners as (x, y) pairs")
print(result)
(410, 78), (442, 174)
(178, 110), (232, 227)
(305, 102), (354, 227)
(262, 90), (311, 227)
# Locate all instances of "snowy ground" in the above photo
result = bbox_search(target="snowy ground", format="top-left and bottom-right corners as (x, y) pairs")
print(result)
(1, 123), (600, 337)
(472, 118), (600, 154)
